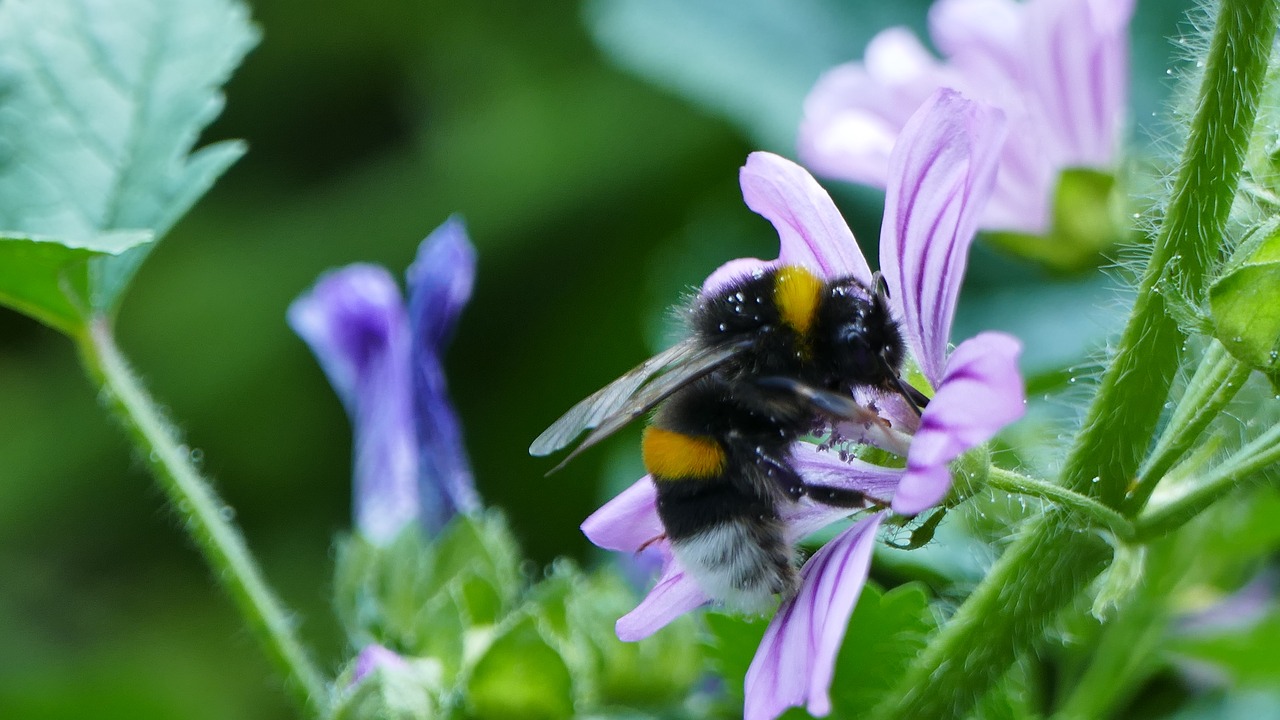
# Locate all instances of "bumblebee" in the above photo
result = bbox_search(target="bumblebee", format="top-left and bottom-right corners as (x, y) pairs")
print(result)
(531, 264), (919, 610)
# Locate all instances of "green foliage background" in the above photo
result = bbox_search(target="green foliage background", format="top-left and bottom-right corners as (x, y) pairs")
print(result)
(0, 0), (1213, 718)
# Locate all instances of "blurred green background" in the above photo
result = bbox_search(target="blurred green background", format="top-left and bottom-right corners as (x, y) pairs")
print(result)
(0, 0), (1198, 718)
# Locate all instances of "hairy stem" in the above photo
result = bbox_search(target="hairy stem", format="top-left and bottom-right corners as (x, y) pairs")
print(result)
(77, 317), (327, 717)
(874, 1), (1279, 717)
(986, 467), (1134, 540)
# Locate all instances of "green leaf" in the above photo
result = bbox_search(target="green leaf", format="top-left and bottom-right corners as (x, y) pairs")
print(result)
(705, 583), (934, 718)
(704, 612), (769, 706)
(0, 231), (152, 334)
(565, 568), (702, 710)
(1209, 226), (1280, 372)
(466, 616), (575, 720)
(0, 0), (257, 322)
(828, 583), (933, 713)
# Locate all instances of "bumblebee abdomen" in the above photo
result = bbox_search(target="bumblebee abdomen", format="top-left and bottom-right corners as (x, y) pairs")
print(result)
(646, 420), (798, 612)
(652, 461), (797, 612)
(669, 518), (796, 613)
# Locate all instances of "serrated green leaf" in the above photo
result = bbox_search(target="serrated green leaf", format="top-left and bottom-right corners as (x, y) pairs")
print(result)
(1209, 227), (1280, 372)
(466, 616), (575, 720)
(829, 583), (934, 713)
(0, 0), (256, 321)
(0, 231), (151, 334)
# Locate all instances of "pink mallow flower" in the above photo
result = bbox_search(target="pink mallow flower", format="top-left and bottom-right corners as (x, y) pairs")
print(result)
(582, 89), (1026, 720)
(799, 0), (1133, 236)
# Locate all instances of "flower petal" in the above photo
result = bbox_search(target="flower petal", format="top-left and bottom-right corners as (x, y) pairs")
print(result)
(879, 89), (1006, 386)
(790, 444), (903, 503)
(798, 28), (949, 189)
(928, 0), (1023, 76)
(893, 332), (1025, 515)
(289, 265), (418, 544)
(407, 218), (481, 530)
(616, 561), (709, 641)
(352, 644), (408, 685)
(1023, 0), (1133, 167)
(744, 514), (884, 720)
(702, 257), (776, 295)
(740, 152), (872, 284)
(581, 477), (664, 553)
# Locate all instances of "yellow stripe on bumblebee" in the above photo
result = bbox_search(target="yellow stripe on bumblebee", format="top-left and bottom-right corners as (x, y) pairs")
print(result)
(642, 427), (726, 479)
(773, 266), (823, 338)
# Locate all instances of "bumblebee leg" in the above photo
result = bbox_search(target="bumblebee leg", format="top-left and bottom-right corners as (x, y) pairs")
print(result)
(802, 483), (868, 508)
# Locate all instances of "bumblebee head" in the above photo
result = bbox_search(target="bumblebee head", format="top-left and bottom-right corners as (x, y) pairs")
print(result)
(819, 275), (906, 390)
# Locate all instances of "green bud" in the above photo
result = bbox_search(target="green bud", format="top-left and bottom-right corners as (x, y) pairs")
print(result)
(986, 168), (1128, 272)
(332, 511), (525, 678)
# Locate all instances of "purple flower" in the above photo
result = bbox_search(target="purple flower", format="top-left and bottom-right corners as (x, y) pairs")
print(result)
(289, 217), (481, 544)
(799, 0), (1133, 235)
(582, 90), (1026, 720)
(352, 643), (409, 685)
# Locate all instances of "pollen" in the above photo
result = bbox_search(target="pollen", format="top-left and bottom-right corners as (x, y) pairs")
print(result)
(642, 427), (726, 480)
(773, 265), (823, 338)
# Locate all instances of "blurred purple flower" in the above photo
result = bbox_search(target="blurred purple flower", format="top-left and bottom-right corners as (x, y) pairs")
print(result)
(352, 643), (409, 685)
(583, 90), (1026, 720)
(799, 0), (1133, 235)
(289, 217), (480, 544)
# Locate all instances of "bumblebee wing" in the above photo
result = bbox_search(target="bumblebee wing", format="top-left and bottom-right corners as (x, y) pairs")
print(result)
(530, 339), (747, 467)
(530, 340), (702, 457)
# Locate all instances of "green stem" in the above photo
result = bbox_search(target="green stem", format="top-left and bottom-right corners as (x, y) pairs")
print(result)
(986, 467), (1135, 540)
(1135, 421), (1280, 540)
(874, 2), (1279, 717)
(77, 317), (328, 717)
(1126, 340), (1252, 513)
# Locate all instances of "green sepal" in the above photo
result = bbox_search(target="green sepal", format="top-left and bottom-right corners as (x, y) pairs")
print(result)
(0, 231), (152, 335)
(1091, 542), (1148, 622)
(1209, 224), (1280, 372)
(986, 168), (1128, 272)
